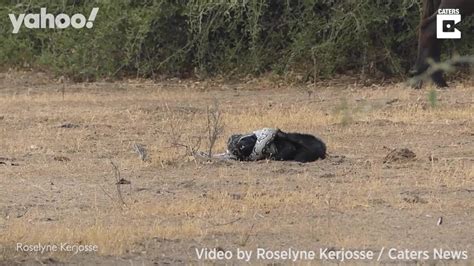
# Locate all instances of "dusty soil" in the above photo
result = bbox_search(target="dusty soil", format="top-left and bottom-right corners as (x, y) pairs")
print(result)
(0, 72), (473, 265)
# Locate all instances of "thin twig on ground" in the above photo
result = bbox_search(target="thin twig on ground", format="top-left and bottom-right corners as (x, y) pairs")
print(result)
(206, 100), (224, 158)
(132, 143), (147, 161)
(110, 161), (127, 206)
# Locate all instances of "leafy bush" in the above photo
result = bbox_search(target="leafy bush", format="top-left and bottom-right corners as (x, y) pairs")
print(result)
(0, 0), (472, 80)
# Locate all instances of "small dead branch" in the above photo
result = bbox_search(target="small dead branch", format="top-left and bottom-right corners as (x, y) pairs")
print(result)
(206, 100), (224, 158)
(99, 184), (118, 204)
(165, 104), (185, 148)
(15, 207), (30, 218)
(239, 223), (256, 247)
(171, 136), (202, 157)
(207, 217), (242, 227)
(132, 143), (147, 161)
(165, 104), (203, 158)
(110, 161), (130, 207)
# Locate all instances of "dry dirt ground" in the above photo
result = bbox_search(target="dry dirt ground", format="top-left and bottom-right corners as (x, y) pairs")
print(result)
(0, 72), (473, 265)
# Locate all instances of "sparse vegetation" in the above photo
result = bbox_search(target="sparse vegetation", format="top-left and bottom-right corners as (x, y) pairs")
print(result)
(334, 98), (352, 126)
(428, 88), (438, 108)
(206, 100), (224, 157)
(0, 74), (472, 263)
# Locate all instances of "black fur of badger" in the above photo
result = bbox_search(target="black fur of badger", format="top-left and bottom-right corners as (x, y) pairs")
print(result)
(227, 128), (326, 163)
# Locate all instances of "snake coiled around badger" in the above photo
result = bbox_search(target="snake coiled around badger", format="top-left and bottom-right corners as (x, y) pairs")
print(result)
(226, 128), (326, 163)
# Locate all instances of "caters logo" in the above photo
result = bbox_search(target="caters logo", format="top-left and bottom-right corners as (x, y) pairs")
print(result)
(437, 8), (461, 39)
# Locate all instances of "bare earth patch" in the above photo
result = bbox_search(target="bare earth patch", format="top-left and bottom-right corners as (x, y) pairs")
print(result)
(0, 72), (473, 264)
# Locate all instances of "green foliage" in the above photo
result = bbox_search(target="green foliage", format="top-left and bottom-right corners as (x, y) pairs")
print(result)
(0, 0), (473, 80)
(428, 88), (438, 108)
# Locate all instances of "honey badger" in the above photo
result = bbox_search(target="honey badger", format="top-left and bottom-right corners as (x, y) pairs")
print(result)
(226, 128), (326, 163)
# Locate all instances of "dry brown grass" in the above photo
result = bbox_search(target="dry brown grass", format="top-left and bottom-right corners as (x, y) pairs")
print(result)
(0, 72), (473, 264)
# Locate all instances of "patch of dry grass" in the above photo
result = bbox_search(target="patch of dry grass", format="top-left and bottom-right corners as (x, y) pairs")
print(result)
(0, 74), (473, 263)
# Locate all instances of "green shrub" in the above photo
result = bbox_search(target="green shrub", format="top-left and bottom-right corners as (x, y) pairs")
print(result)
(0, 0), (472, 80)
